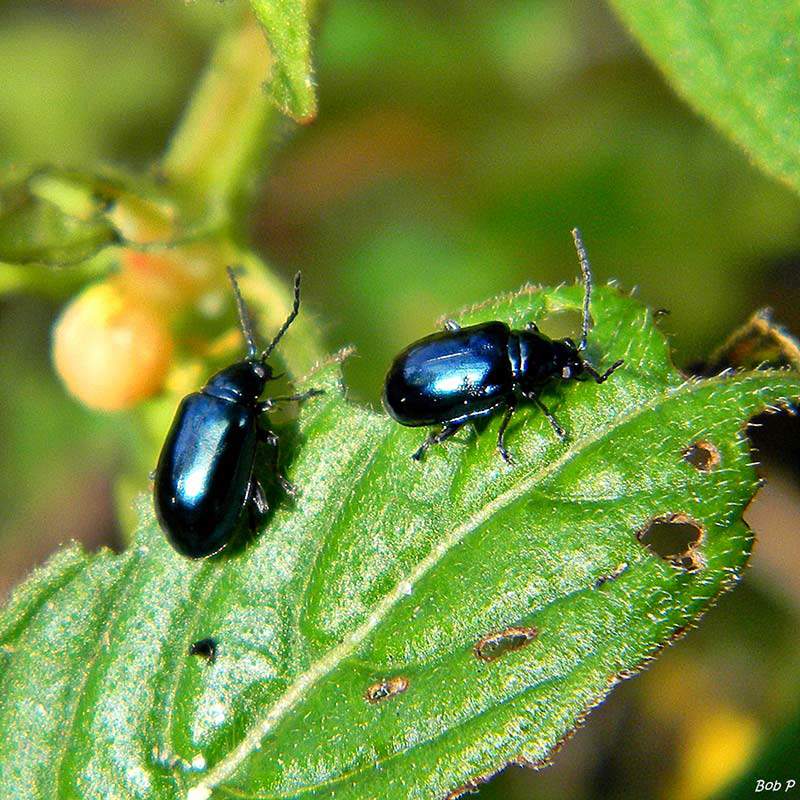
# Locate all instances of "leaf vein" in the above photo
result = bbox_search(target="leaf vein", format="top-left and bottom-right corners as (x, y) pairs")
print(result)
(191, 377), (725, 797)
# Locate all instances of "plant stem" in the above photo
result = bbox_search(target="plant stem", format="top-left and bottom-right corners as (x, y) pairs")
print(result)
(161, 12), (275, 228)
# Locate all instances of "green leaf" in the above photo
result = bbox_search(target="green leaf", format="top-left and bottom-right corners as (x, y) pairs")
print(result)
(163, 5), (318, 224)
(249, 0), (317, 122)
(0, 283), (797, 800)
(0, 163), (228, 297)
(609, 0), (800, 195)
(0, 169), (120, 267)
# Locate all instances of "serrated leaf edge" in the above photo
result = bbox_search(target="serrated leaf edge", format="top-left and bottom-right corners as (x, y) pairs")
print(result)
(188, 372), (795, 799)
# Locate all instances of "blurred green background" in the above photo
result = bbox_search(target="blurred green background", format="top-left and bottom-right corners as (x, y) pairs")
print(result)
(1, 0), (800, 797)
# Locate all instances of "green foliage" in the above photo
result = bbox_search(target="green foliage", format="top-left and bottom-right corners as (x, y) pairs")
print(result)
(610, 0), (800, 195)
(0, 283), (796, 800)
(0, 8), (200, 166)
(249, 0), (317, 122)
(0, 168), (118, 267)
(162, 14), (277, 216)
(0, 3), (317, 299)
(0, 165), (191, 296)
(0, 9), (308, 304)
(1, 1), (799, 797)
(300, 0), (800, 401)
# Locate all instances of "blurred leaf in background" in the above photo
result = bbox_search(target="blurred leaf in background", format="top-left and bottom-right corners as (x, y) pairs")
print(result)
(260, 0), (800, 401)
(0, 0), (227, 593)
(610, 0), (800, 196)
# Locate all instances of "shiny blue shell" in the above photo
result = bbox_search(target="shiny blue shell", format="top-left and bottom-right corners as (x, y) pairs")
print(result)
(154, 360), (266, 558)
(382, 320), (579, 427)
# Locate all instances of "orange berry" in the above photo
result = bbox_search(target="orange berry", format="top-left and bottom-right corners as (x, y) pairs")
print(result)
(52, 280), (174, 411)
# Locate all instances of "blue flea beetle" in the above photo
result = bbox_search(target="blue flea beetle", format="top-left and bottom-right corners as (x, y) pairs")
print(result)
(383, 228), (623, 462)
(154, 269), (322, 558)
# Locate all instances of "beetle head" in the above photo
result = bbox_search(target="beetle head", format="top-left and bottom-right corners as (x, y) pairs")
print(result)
(554, 337), (585, 381)
(204, 360), (271, 405)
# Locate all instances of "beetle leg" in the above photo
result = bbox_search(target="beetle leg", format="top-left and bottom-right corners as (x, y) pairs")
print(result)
(248, 479), (269, 527)
(525, 393), (566, 440)
(443, 319), (461, 332)
(496, 399), (517, 463)
(257, 427), (279, 447)
(278, 474), (297, 497)
(256, 427), (297, 496)
(264, 389), (325, 409)
(411, 422), (463, 461)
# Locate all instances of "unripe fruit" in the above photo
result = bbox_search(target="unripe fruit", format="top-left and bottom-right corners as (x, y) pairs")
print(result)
(52, 280), (174, 411)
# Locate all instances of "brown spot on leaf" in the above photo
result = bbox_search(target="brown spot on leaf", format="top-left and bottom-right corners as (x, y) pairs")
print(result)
(365, 675), (409, 704)
(445, 783), (481, 800)
(474, 626), (537, 662)
(668, 623), (693, 643)
(637, 513), (704, 570)
(671, 551), (705, 572)
(683, 440), (721, 471)
(594, 562), (628, 588)
(446, 644), (688, 800)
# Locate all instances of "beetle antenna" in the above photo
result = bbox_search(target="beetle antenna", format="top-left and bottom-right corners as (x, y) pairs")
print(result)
(262, 272), (301, 362)
(571, 227), (592, 351)
(227, 266), (259, 359)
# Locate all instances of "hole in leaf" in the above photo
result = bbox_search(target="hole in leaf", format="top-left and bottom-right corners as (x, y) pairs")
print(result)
(535, 308), (585, 341)
(474, 626), (537, 662)
(188, 638), (217, 663)
(637, 514), (704, 569)
(365, 675), (409, 704)
(683, 440), (721, 471)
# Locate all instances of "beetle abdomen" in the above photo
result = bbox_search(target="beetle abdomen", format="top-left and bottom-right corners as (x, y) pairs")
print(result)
(154, 392), (257, 558)
(383, 321), (513, 426)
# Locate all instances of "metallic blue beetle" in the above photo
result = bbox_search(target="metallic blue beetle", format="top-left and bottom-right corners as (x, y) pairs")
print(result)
(154, 269), (321, 558)
(383, 229), (623, 462)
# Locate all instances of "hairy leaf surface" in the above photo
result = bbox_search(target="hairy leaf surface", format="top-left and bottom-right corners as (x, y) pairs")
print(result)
(0, 283), (797, 800)
(249, 0), (316, 122)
